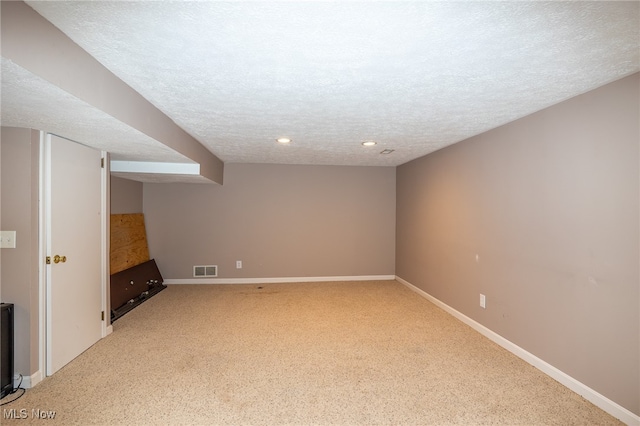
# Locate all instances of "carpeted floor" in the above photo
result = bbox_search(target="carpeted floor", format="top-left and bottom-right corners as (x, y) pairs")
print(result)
(1, 280), (623, 425)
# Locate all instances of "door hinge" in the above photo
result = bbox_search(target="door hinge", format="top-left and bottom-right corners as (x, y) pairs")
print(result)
(101, 311), (105, 321)
(101, 158), (105, 168)
(46, 256), (51, 265)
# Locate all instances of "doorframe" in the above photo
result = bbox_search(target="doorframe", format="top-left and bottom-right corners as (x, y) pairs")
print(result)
(102, 152), (113, 337)
(37, 132), (111, 380)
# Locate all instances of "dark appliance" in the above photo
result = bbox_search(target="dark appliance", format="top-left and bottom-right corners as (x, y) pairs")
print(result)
(1, 303), (14, 399)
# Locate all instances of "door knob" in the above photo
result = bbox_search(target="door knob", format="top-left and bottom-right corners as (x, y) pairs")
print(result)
(53, 255), (67, 264)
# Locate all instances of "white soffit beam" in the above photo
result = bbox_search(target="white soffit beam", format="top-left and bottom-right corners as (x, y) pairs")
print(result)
(110, 161), (200, 176)
(110, 172), (215, 184)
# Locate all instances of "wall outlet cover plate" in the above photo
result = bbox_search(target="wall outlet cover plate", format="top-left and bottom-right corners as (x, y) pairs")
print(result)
(0, 231), (16, 249)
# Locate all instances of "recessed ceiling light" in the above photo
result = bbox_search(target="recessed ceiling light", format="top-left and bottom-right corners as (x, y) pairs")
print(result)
(276, 137), (292, 144)
(362, 141), (377, 147)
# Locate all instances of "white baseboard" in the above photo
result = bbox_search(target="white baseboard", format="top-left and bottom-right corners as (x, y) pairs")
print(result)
(14, 370), (42, 389)
(395, 276), (640, 426)
(164, 275), (396, 285)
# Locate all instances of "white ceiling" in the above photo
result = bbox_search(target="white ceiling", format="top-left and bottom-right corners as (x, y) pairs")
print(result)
(1, 58), (194, 164)
(3, 1), (639, 172)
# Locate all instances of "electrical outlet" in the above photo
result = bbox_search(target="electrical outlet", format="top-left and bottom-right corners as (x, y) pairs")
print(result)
(236, 260), (242, 269)
(480, 294), (486, 309)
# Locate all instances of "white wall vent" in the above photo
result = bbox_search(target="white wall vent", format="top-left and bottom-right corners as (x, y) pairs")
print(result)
(193, 265), (218, 277)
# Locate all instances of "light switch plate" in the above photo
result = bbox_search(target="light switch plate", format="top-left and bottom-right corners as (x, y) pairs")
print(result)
(0, 231), (17, 248)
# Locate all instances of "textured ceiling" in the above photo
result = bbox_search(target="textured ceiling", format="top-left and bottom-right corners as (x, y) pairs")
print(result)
(1, 58), (194, 164)
(6, 1), (640, 169)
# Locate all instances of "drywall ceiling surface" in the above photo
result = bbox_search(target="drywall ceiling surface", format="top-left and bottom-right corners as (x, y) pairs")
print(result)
(18, 1), (640, 166)
(1, 58), (194, 164)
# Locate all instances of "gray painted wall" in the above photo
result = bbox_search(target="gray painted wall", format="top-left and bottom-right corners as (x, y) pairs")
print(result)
(396, 73), (639, 415)
(143, 163), (396, 280)
(0, 127), (41, 378)
(110, 176), (143, 214)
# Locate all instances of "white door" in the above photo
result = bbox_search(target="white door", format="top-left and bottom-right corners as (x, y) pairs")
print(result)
(45, 134), (103, 375)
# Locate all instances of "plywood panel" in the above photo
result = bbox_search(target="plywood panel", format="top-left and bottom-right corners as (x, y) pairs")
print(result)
(110, 213), (149, 274)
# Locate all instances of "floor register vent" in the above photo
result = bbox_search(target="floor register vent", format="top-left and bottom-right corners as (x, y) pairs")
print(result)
(193, 265), (218, 277)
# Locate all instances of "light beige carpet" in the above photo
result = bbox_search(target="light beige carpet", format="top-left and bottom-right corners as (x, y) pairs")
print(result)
(1, 281), (622, 425)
